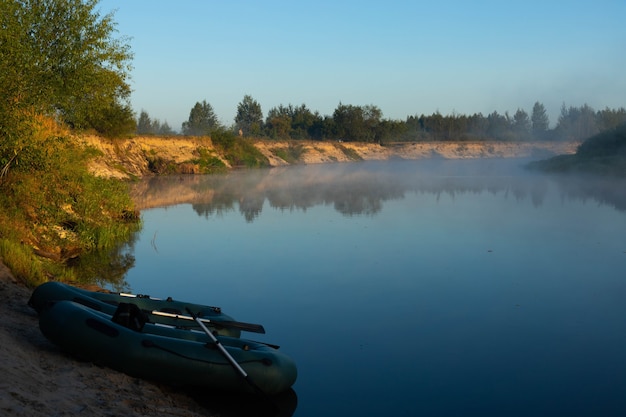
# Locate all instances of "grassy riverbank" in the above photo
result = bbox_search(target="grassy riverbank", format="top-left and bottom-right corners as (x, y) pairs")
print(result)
(527, 123), (626, 176)
(0, 121), (140, 288)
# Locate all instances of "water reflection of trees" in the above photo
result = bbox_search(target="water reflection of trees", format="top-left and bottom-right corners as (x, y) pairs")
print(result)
(189, 165), (409, 220)
(554, 175), (626, 211)
(67, 231), (139, 291)
(130, 162), (626, 223)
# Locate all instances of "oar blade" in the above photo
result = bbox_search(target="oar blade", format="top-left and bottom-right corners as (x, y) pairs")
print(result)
(211, 320), (266, 334)
(149, 310), (266, 334)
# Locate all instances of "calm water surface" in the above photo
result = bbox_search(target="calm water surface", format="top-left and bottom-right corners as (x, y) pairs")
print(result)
(115, 159), (626, 417)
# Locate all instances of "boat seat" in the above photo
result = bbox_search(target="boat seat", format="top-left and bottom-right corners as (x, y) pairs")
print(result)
(111, 302), (147, 332)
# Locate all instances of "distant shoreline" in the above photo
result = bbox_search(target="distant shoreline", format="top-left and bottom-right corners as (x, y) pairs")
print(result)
(83, 136), (579, 180)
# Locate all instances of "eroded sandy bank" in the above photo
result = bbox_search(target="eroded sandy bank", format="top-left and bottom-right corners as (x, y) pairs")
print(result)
(83, 135), (578, 180)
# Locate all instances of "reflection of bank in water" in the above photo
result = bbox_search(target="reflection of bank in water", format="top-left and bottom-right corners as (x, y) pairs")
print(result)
(129, 159), (626, 222)
(553, 175), (626, 212)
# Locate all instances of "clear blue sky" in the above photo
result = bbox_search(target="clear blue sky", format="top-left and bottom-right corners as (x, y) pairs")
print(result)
(98, 0), (626, 131)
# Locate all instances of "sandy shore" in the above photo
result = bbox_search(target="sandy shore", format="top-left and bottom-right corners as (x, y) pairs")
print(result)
(0, 260), (239, 417)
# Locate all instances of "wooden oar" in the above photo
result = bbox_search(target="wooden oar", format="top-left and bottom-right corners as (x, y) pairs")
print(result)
(185, 308), (272, 399)
(150, 310), (266, 334)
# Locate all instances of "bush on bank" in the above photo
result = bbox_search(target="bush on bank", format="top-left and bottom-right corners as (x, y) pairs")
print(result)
(0, 118), (140, 287)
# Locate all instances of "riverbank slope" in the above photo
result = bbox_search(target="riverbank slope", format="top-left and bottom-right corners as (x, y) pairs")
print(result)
(84, 136), (579, 179)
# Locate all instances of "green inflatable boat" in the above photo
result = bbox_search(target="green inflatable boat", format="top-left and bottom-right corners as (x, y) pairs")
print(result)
(38, 300), (297, 395)
(29, 282), (265, 337)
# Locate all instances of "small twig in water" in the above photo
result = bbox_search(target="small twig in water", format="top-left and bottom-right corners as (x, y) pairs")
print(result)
(151, 231), (159, 253)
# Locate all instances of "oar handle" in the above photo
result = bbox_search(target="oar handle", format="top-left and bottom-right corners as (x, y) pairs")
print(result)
(186, 308), (272, 397)
(188, 309), (249, 378)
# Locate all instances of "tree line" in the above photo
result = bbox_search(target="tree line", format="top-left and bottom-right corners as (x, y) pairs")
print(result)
(138, 97), (626, 144)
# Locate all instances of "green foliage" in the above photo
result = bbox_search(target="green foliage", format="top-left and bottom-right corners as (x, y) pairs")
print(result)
(4, 151), (138, 247)
(375, 119), (407, 145)
(188, 128), (268, 168)
(225, 139), (269, 168)
(332, 103), (382, 142)
(137, 110), (153, 134)
(210, 128), (237, 150)
(1, 0), (134, 175)
(0, 122), (140, 286)
(528, 123), (626, 176)
(270, 143), (307, 164)
(235, 95), (264, 136)
(192, 148), (228, 173)
(265, 104), (322, 140)
(137, 110), (174, 135)
(265, 109), (293, 139)
(234, 141), (270, 168)
(0, 1), (139, 286)
(182, 100), (220, 136)
(87, 101), (136, 138)
(225, 97), (626, 143)
(157, 121), (175, 136)
(512, 109), (531, 140)
(597, 107), (626, 131)
(290, 104), (318, 139)
(0, 239), (46, 286)
(336, 144), (363, 161)
(531, 101), (550, 139)
(555, 103), (598, 142)
(577, 123), (626, 158)
(146, 155), (177, 174)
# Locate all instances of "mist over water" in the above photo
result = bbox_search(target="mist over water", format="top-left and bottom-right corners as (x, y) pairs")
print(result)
(119, 159), (626, 417)
(130, 158), (626, 218)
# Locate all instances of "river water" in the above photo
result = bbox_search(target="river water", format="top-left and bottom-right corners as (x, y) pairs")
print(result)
(112, 159), (626, 417)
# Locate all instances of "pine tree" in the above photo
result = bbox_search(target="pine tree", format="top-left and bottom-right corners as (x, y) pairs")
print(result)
(531, 102), (550, 140)
(235, 95), (263, 136)
(137, 110), (152, 134)
(181, 100), (219, 136)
